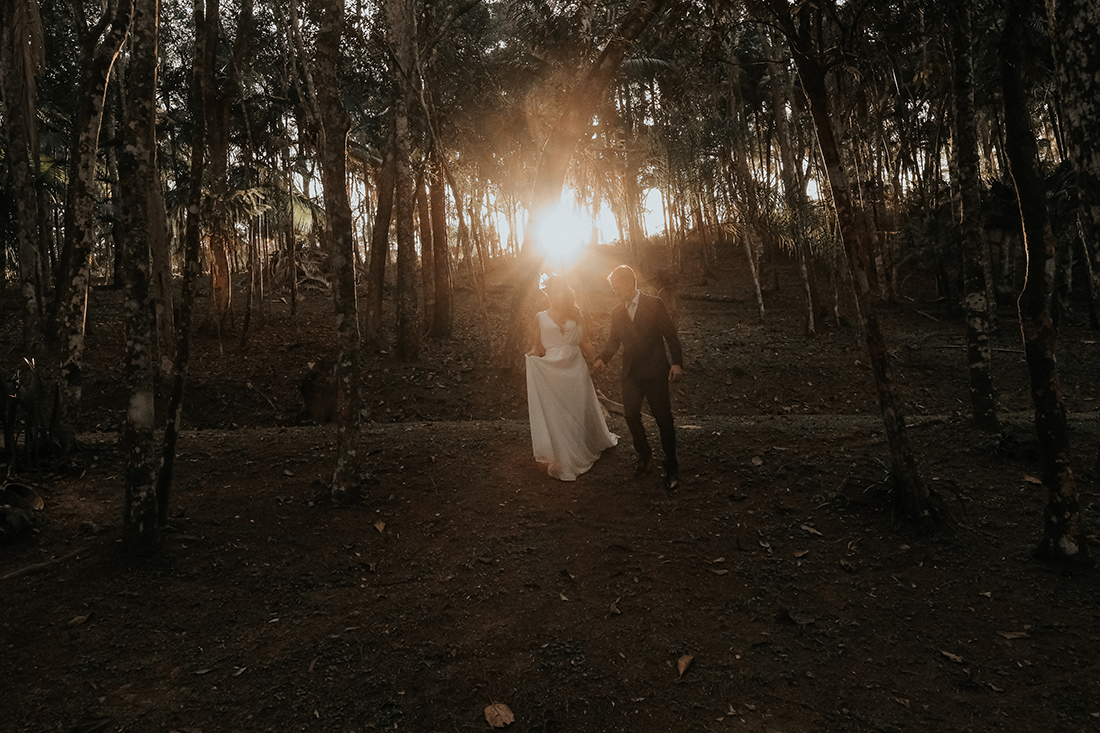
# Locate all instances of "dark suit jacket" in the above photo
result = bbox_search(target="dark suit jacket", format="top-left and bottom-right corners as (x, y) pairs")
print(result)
(598, 292), (683, 382)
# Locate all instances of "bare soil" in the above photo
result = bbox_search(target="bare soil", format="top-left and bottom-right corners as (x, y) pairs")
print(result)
(2, 248), (1099, 733)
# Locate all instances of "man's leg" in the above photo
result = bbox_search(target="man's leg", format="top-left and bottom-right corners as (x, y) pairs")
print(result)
(644, 378), (677, 476)
(622, 378), (652, 472)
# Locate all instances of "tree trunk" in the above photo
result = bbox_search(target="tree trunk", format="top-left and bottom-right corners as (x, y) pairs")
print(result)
(951, 3), (999, 432)
(56, 0), (133, 425)
(767, 0), (943, 529)
(1045, 0), (1100, 329)
(0, 0), (45, 357)
(312, 0), (363, 502)
(416, 166), (435, 334)
(388, 0), (420, 362)
(158, 0), (208, 527)
(365, 124), (396, 351)
(430, 152), (453, 337)
(118, 0), (161, 558)
(1001, 2), (1087, 562)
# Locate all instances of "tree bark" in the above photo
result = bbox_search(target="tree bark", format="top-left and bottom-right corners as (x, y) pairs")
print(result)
(388, 0), (420, 362)
(429, 151), (452, 337)
(118, 0), (161, 558)
(1001, 1), (1087, 562)
(0, 0), (46, 357)
(416, 166), (435, 333)
(56, 0), (133, 425)
(951, 3), (999, 432)
(157, 0), (208, 527)
(312, 0), (363, 501)
(1045, 0), (1100, 330)
(365, 124), (396, 351)
(766, 0), (943, 530)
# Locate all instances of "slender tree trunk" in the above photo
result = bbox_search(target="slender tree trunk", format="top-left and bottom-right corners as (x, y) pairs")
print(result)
(763, 25), (814, 335)
(118, 0), (161, 558)
(158, 0), (207, 526)
(388, 0), (420, 361)
(365, 124), (396, 350)
(416, 166), (435, 334)
(1, 0), (45, 357)
(951, 4), (998, 432)
(56, 0), (133, 425)
(1045, 0), (1100, 330)
(1001, 2), (1087, 562)
(430, 152), (452, 337)
(311, 0), (362, 501)
(768, 0), (942, 529)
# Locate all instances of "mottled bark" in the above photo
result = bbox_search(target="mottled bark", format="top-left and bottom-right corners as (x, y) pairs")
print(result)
(55, 0), (132, 425)
(388, 0), (420, 362)
(0, 0), (45, 356)
(118, 0), (161, 558)
(501, 0), (675, 366)
(951, 3), (998, 432)
(767, 0), (942, 529)
(429, 153), (452, 338)
(312, 0), (363, 501)
(416, 166), (435, 334)
(365, 125), (396, 351)
(1045, 0), (1100, 329)
(1001, 2), (1087, 562)
(158, 0), (208, 527)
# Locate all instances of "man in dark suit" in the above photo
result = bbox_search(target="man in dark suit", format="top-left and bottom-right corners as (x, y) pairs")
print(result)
(593, 265), (684, 491)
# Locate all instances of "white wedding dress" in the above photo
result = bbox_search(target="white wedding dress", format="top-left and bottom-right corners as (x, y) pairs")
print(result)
(526, 311), (618, 480)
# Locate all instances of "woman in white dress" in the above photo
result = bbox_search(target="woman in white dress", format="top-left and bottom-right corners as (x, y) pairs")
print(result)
(526, 275), (618, 480)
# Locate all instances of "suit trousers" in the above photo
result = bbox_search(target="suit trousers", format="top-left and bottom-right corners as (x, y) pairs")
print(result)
(622, 375), (677, 472)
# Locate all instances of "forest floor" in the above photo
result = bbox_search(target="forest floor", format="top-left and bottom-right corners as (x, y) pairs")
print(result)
(2, 245), (1100, 733)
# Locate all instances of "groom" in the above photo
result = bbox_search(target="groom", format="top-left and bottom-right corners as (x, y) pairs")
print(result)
(593, 265), (684, 491)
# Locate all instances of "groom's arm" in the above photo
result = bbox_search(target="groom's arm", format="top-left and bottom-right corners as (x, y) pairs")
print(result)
(654, 298), (683, 367)
(595, 312), (622, 368)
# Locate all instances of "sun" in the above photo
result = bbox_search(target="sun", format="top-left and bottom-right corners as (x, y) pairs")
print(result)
(531, 201), (591, 267)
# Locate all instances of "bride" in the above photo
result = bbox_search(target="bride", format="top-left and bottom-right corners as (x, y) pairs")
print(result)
(526, 274), (618, 480)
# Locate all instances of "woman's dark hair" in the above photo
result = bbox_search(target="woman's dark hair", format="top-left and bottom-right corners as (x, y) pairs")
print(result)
(541, 274), (582, 323)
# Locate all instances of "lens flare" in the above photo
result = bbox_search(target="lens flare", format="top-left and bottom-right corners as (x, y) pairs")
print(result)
(531, 202), (590, 267)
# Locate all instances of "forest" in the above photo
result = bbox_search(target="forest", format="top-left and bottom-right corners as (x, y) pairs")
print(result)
(1, 0), (1099, 730)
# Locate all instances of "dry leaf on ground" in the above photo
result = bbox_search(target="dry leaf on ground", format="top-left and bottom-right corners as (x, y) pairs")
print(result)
(374, 520), (385, 533)
(484, 702), (514, 728)
(940, 650), (964, 663)
(677, 654), (694, 677)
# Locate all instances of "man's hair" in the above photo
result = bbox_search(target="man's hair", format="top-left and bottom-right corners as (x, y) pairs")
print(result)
(608, 265), (637, 287)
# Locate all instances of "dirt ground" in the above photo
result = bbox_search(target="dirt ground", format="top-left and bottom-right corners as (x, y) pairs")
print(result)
(2, 246), (1099, 733)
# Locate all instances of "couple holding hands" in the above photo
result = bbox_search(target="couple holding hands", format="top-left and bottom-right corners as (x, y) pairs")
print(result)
(525, 265), (683, 491)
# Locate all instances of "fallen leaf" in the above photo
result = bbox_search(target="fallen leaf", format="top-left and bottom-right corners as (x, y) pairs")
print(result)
(997, 631), (1031, 640)
(840, 559), (855, 572)
(800, 524), (823, 536)
(1023, 475), (1042, 485)
(989, 683), (1004, 693)
(66, 613), (91, 628)
(609, 597), (622, 616)
(484, 702), (514, 728)
(193, 668), (213, 676)
(709, 568), (729, 575)
(559, 593), (570, 602)
(233, 667), (247, 677)
(794, 550), (810, 558)
(751, 456), (763, 466)
(940, 650), (964, 664)
(374, 520), (385, 533)
(677, 654), (694, 677)
(711, 557), (725, 564)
